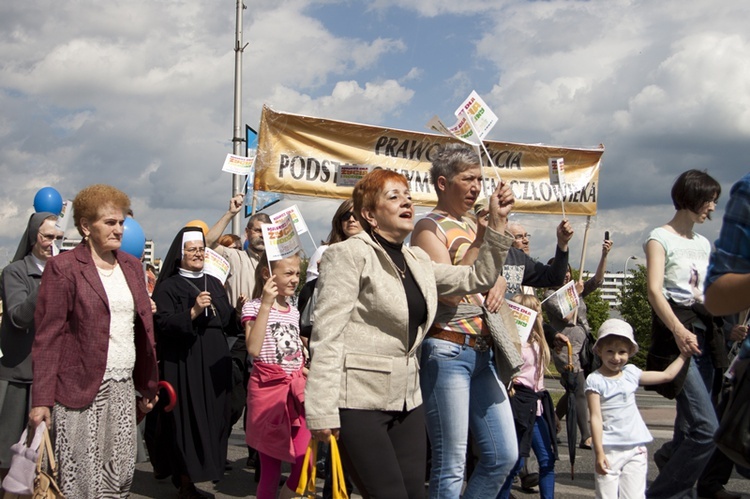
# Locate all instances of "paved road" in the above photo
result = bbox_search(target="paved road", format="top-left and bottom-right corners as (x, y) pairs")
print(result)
(130, 386), (750, 498)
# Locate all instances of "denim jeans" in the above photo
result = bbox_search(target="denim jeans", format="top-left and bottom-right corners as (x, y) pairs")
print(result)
(497, 416), (555, 499)
(646, 358), (719, 499)
(420, 337), (518, 499)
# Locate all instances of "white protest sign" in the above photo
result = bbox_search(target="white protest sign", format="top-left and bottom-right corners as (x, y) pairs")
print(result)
(203, 247), (230, 285)
(548, 157), (565, 186)
(454, 90), (498, 141)
(544, 280), (580, 318)
(54, 199), (73, 235)
(271, 205), (309, 235)
(222, 153), (255, 176)
(425, 115), (476, 145)
(506, 300), (538, 344)
(262, 214), (303, 261)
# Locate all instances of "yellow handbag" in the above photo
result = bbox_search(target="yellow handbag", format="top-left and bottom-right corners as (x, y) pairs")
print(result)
(327, 436), (348, 499)
(295, 439), (317, 499)
(296, 436), (348, 499)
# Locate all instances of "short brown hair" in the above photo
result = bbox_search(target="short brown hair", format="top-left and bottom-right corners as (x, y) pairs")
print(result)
(671, 169), (721, 216)
(72, 184), (130, 237)
(353, 169), (408, 232)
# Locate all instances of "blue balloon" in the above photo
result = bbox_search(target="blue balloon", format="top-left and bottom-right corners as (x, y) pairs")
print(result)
(33, 187), (63, 214)
(121, 217), (146, 259)
(243, 239), (249, 250)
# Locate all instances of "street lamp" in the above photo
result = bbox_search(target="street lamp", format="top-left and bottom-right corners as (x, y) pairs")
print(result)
(624, 255), (638, 276)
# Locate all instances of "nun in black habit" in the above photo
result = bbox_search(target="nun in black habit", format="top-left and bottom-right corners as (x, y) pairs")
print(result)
(146, 226), (236, 497)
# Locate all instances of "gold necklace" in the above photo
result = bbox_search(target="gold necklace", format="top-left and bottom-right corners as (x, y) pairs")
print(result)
(97, 264), (116, 277)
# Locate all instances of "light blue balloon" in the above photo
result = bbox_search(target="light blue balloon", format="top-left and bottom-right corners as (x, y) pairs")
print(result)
(121, 217), (146, 259)
(33, 187), (63, 214)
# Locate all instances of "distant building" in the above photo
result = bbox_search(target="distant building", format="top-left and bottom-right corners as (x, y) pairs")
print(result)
(60, 239), (157, 269)
(581, 271), (632, 308)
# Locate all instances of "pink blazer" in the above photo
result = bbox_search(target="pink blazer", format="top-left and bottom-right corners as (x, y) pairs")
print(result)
(32, 243), (158, 409)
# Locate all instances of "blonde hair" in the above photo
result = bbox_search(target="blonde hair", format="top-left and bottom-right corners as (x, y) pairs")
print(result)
(252, 252), (302, 299)
(512, 293), (550, 381)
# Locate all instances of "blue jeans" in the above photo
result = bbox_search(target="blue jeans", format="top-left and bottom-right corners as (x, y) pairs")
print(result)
(420, 337), (518, 499)
(497, 416), (555, 499)
(647, 358), (718, 499)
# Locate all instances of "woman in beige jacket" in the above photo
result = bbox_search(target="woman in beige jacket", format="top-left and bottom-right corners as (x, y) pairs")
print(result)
(305, 169), (515, 498)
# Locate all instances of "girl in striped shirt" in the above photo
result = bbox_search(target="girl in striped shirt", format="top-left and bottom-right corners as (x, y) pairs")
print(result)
(242, 252), (309, 499)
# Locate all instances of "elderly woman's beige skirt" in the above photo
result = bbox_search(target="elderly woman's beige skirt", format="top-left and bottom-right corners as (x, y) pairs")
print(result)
(53, 377), (137, 498)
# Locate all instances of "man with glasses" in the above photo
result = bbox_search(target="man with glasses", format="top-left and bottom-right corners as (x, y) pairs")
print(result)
(502, 220), (572, 297)
(0, 212), (61, 476)
(206, 194), (272, 309)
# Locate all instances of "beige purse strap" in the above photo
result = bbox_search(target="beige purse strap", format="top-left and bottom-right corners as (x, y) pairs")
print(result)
(36, 425), (58, 478)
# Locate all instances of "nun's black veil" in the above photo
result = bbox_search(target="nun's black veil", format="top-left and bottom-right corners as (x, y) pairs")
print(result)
(154, 226), (205, 294)
(12, 211), (56, 262)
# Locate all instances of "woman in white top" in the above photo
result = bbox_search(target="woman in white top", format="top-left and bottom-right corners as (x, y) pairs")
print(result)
(644, 169), (722, 499)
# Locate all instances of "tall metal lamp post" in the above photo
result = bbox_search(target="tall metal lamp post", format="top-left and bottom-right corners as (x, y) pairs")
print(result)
(624, 255), (638, 276)
(620, 256), (638, 306)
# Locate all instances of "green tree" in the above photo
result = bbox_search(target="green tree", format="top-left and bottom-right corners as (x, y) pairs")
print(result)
(583, 287), (610, 335)
(570, 269), (611, 335)
(618, 264), (651, 368)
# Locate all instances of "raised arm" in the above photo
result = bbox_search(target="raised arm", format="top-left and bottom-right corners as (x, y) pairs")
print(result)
(590, 239), (613, 288)
(205, 194), (244, 248)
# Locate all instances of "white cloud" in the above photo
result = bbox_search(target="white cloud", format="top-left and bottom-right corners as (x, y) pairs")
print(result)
(265, 79), (414, 123)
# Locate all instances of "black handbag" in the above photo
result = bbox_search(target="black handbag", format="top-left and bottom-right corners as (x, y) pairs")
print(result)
(714, 357), (750, 468)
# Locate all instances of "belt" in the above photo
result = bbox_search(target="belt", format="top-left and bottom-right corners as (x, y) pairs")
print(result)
(427, 328), (493, 352)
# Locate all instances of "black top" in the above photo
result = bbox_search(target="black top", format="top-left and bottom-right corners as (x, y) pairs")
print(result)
(374, 232), (427, 350)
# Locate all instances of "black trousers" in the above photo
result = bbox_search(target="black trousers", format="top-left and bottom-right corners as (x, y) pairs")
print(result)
(338, 406), (426, 499)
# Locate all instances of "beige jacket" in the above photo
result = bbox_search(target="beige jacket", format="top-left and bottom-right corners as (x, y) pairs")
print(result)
(305, 227), (514, 430)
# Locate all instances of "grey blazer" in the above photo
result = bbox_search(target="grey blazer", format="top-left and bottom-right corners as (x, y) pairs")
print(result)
(305, 227), (514, 430)
(0, 255), (43, 382)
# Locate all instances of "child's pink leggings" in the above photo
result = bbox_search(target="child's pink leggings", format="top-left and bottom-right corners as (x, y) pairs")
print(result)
(256, 425), (310, 499)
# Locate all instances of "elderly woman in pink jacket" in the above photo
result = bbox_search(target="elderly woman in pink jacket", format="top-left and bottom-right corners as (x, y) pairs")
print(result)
(29, 184), (158, 498)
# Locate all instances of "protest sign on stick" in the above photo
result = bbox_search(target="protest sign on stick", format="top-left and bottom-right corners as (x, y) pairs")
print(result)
(262, 214), (303, 264)
(507, 300), (538, 344)
(203, 248), (230, 285)
(548, 157), (566, 218)
(425, 115), (476, 145)
(222, 153), (255, 177)
(271, 205), (317, 251)
(54, 199), (73, 249)
(454, 91), (498, 141)
(541, 279), (580, 319)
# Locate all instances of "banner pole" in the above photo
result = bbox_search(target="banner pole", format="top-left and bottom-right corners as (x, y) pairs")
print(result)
(577, 216), (591, 280)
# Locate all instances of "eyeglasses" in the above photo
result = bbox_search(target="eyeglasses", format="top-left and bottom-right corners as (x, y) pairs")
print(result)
(184, 247), (206, 254)
(513, 233), (531, 241)
(339, 211), (356, 222)
(39, 233), (63, 241)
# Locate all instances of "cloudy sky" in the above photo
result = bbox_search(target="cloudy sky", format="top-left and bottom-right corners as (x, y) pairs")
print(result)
(1, 0), (748, 275)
